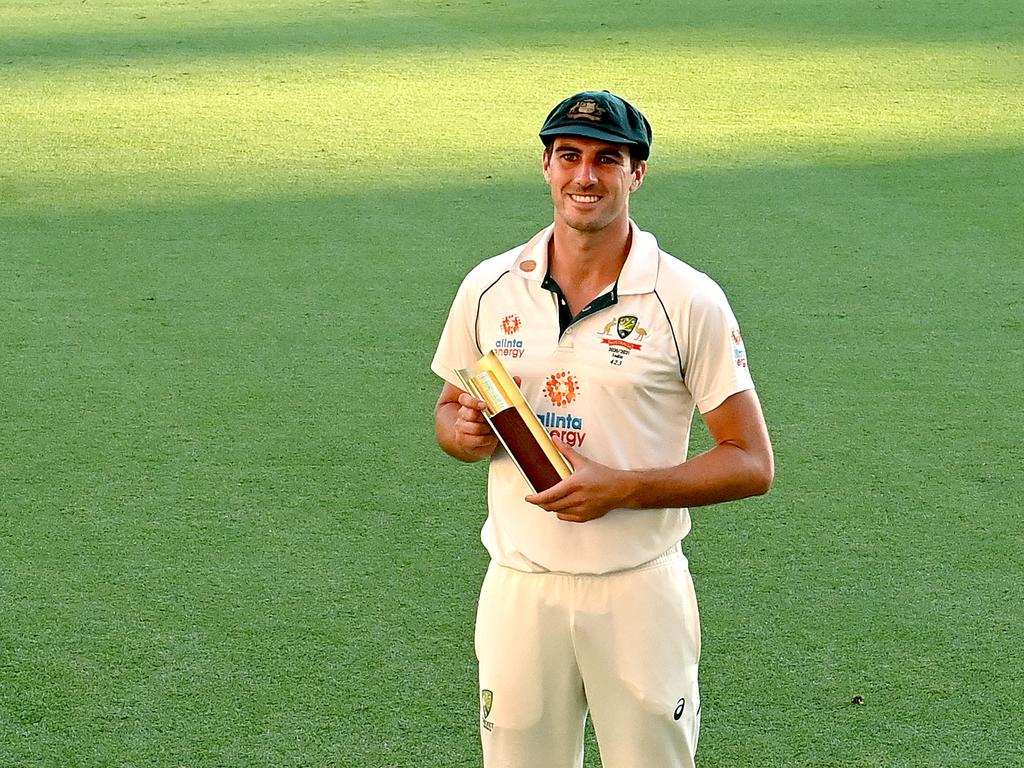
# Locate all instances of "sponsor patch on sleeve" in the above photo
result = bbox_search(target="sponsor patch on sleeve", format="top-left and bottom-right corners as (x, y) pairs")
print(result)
(730, 327), (747, 368)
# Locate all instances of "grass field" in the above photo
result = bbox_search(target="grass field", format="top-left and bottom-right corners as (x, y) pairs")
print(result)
(2, 1), (1022, 766)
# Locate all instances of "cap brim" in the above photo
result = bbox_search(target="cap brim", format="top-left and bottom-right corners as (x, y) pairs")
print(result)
(539, 124), (646, 158)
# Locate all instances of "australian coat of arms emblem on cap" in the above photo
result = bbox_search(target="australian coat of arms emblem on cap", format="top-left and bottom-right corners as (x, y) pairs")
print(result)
(567, 99), (605, 121)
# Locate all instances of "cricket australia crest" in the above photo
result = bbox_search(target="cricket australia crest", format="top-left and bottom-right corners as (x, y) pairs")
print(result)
(481, 689), (494, 731)
(598, 315), (648, 366)
(616, 315), (638, 338)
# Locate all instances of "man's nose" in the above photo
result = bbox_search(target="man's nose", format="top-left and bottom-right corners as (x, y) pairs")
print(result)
(574, 160), (597, 185)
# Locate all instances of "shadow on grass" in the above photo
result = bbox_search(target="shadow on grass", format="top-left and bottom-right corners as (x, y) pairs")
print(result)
(1, 144), (1022, 767)
(2, 0), (1021, 67)
(2, 144), (1021, 491)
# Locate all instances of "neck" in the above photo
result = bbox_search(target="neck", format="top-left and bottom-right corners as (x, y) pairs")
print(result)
(548, 217), (632, 288)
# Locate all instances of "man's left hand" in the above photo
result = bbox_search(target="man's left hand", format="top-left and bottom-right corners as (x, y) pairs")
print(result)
(524, 440), (630, 523)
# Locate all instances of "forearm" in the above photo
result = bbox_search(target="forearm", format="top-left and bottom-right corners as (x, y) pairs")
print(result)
(620, 442), (774, 510)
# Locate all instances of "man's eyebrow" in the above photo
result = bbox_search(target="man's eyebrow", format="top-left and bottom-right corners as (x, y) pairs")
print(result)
(553, 144), (625, 159)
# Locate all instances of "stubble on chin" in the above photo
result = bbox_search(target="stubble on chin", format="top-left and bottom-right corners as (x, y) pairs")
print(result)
(554, 198), (608, 234)
(568, 219), (608, 234)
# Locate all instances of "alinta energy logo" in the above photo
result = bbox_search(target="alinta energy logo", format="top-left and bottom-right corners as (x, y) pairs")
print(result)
(597, 315), (648, 365)
(538, 370), (587, 446)
(731, 327), (747, 368)
(495, 314), (524, 359)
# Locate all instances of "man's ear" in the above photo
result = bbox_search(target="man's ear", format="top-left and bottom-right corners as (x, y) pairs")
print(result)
(629, 161), (647, 191)
(542, 150), (552, 182)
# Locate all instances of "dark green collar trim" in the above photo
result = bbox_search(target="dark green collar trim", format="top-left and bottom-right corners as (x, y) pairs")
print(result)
(542, 274), (619, 337)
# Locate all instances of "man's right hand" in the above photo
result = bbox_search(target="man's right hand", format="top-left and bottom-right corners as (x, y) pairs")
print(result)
(434, 382), (499, 462)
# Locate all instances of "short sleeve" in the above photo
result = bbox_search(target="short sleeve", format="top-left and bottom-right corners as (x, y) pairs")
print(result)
(683, 280), (755, 414)
(431, 270), (487, 388)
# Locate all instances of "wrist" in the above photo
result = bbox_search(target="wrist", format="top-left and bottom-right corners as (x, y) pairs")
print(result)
(617, 469), (645, 509)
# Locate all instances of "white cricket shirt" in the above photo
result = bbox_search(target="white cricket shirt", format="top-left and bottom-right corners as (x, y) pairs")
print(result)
(432, 222), (755, 574)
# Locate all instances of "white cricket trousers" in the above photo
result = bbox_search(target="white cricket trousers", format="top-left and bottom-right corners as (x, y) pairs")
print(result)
(475, 545), (701, 768)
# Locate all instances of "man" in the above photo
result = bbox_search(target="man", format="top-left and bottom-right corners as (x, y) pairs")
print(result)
(431, 90), (774, 768)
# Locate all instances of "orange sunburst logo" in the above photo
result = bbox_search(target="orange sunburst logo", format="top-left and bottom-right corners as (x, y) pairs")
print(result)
(544, 371), (579, 407)
(501, 314), (521, 335)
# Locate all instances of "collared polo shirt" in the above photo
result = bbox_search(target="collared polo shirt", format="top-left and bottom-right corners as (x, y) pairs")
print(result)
(432, 221), (755, 574)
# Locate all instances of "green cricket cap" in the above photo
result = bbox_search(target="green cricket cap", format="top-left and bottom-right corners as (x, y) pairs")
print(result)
(539, 90), (653, 161)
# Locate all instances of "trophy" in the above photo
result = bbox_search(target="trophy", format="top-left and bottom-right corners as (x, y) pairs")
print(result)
(455, 352), (573, 493)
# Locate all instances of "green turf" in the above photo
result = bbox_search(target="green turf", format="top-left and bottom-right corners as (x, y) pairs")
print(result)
(2, 1), (1022, 766)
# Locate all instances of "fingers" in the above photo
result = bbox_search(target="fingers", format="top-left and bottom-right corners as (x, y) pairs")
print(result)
(457, 392), (490, 417)
(463, 433), (498, 454)
(457, 420), (497, 454)
(453, 392), (496, 454)
(456, 392), (490, 428)
(530, 486), (596, 523)
(555, 511), (588, 523)
(457, 391), (488, 410)
(525, 479), (575, 511)
(550, 437), (577, 467)
(457, 411), (494, 435)
(456, 393), (490, 434)
(523, 451), (617, 522)
(539, 494), (579, 514)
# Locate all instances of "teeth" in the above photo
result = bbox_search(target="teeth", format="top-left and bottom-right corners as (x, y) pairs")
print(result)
(570, 194), (600, 203)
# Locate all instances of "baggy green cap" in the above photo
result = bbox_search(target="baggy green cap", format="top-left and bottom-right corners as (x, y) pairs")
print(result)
(539, 90), (653, 160)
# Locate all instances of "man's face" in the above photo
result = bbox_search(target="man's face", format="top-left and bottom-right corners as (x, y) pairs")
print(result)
(542, 136), (646, 234)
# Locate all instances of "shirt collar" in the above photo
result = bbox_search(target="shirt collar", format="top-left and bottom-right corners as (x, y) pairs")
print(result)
(510, 225), (553, 280)
(510, 220), (660, 295)
(618, 221), (661, 295)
